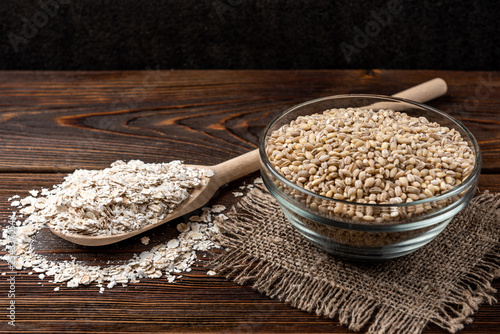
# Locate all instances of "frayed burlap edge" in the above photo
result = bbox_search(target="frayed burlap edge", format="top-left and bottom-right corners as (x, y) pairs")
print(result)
(209, 186), (500, 334)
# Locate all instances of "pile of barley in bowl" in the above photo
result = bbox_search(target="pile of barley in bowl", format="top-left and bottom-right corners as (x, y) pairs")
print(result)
(266, 107), (475, 224)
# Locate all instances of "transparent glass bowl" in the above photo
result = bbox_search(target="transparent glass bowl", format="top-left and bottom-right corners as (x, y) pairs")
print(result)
(259, 95), (482, 260)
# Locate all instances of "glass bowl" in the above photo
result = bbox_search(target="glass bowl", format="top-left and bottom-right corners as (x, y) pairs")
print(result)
(259, 95), (482, 260)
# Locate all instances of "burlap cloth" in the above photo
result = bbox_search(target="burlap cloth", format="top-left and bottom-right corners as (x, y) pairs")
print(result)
(210, 186), (500, 334)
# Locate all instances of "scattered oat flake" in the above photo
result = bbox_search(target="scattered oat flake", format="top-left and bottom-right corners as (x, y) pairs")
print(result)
(189, 215), (202, 222)
(210, 205), (226, 213)
(67, 278), (79, 288)
(232, 192), (244, 197)
(10, 201), (20, 207)
(176, 222), (189, 233)
(253, 177), (263, 184)
(20, 196), (35, 206)
(140, 236), (150, 245)
(207, 270), (216, 276)
(188, 231), (203, 239)
(200, 208), (211, 223)
(0, 159), (223, 292)
(167, 239), (179, 248)
(29, 190), (39, 197)
(216, 213), (228, 221)
(54, 287), (60, 292)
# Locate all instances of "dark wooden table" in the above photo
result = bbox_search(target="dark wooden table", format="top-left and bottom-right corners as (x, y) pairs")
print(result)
(0, 70), (498, 333)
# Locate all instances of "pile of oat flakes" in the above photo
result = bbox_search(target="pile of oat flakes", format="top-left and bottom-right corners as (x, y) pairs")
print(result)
(45, 159), (213, 236)
(0, 159), (260, 293)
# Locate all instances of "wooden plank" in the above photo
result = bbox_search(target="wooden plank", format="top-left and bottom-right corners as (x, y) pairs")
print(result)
(0, 70), (498, 172)
(0, 70), (499, 333)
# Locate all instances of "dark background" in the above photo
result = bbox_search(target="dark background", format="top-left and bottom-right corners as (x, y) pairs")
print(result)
(0, 0), (499, 71)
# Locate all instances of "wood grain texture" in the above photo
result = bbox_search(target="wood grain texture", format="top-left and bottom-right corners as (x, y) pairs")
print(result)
(0, 70), (499, 333)
(0, 70), (499, 172)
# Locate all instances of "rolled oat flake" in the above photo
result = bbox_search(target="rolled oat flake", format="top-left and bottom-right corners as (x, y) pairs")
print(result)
(0, 160), (235, 292)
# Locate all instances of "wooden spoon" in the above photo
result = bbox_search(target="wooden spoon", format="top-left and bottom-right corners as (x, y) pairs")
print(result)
(49, 77), (447, 246)
(49, 149), (260, 246)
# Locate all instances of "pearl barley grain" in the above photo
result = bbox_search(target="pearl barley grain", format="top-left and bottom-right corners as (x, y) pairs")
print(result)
(266, 108), (475, 207)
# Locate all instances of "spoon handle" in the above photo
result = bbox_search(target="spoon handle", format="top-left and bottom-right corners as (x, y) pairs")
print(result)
(212, 149), (261, 185)
(392, 77), (447, 103)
